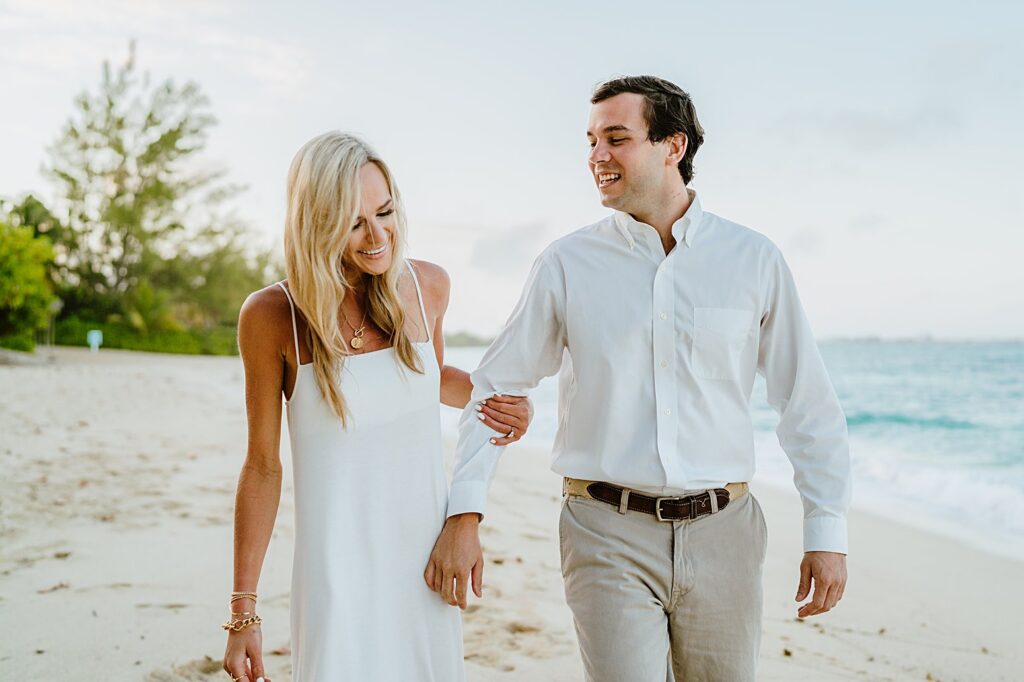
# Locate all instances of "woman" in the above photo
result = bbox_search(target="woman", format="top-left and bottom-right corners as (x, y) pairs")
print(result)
(222, 132), (532, 682)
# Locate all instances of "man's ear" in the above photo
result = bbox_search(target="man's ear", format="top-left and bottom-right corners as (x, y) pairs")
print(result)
(666, 133), (688, 167)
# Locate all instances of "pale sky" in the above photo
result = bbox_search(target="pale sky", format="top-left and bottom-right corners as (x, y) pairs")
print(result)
(2, 0), (1022, 339)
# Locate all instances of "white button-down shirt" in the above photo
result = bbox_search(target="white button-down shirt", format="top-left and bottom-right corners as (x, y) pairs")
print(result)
(448, 192), (851, 553)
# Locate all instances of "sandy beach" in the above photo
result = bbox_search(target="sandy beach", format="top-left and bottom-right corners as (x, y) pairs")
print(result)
(1, 347), (1021, 681)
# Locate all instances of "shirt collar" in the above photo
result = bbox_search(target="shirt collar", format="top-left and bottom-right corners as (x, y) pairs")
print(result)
(613, 190), (704, 250)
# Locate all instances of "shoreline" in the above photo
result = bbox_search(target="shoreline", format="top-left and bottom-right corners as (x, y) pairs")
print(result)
(751, 462), (1024, 564)
(1, 347), (1020, 680)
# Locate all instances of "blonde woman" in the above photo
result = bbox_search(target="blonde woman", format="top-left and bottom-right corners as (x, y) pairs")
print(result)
(222, 132), (532, 682)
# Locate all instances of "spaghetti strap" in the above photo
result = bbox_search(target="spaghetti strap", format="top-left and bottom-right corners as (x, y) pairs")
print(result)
(276, 281), (302, 364)
(406, 261), (431, 342)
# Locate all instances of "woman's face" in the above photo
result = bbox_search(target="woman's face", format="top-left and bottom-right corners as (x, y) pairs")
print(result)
(344, 162), (396, 278)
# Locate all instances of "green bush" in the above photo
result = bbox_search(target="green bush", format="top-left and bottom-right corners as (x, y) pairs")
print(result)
(0, 222), (56, 351)
(0, 334), (36, 352)
(55, 317), (238, 356)
(198, 325), (240, 355)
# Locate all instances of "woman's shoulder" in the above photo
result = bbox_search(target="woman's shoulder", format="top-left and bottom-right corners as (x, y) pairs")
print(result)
(241, 282), (293, 319)
(407, 259), (450, 296)
(238, 283), (296, 344)
(406, 259), (450, 319)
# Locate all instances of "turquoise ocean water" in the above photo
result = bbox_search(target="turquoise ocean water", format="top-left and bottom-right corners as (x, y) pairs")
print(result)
(442, 342), (1024, 558)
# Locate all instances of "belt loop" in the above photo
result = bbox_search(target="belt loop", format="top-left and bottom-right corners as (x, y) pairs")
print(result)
(708, 489), (719, 514)
(618, 489), (630, 514)
(562, 477), (568, 497)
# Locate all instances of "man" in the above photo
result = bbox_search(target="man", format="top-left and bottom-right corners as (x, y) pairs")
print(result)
(425, 75), (851, 681)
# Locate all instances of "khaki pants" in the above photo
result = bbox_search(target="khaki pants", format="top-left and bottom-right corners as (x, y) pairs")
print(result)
(559, 490), (767, 681)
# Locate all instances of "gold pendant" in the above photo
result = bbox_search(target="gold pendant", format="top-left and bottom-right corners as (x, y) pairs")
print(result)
(350, 336), (364, 349)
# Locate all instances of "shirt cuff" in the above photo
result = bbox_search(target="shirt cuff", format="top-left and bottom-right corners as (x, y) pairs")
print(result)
(803, 515), (848, 554)
(446, 481), (489, 520)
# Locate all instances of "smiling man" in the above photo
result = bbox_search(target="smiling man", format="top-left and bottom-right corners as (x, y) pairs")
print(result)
(426, 75), (851, 681)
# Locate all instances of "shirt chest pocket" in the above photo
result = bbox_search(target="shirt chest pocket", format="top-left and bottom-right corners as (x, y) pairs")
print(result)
(691, 307), (754, 381)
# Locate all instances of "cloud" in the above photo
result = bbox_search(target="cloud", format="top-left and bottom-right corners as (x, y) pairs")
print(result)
(787, 228), (823, 253)
(470, 221), (549, 278)
(191, 27), (313, 95)
(918, 38), (1021, 97)
(848, 212), (885, 232)
(0, 0), (311, 94)
(1, 0), (230, 27)
(771, 41), (1012, 155)
(781, 105), (965, 153)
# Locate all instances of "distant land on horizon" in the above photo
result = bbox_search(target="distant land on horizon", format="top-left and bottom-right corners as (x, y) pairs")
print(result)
(444, 331), (496, 347)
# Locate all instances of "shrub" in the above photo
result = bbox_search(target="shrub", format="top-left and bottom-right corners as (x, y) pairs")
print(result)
(54, 317), (239, 356)
(0, 222), (56, 351)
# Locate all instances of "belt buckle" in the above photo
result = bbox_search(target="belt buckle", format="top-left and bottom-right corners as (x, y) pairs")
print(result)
(654, 496), (681, 522)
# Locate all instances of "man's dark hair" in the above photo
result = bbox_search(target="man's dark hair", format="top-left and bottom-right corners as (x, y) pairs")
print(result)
(591, 75), (705, 185)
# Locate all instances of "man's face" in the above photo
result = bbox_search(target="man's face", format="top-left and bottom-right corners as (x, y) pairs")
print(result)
(587, 92), (667, 214)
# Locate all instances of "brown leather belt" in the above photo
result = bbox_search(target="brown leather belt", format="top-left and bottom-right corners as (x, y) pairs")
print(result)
(563, 478), (749, 521)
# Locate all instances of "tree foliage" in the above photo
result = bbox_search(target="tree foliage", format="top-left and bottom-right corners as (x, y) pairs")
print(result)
(0, 208), (57, 351)
(29, 42), (278, 346)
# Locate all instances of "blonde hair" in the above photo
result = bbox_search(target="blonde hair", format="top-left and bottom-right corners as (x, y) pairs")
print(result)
(283, 131), (423, 426)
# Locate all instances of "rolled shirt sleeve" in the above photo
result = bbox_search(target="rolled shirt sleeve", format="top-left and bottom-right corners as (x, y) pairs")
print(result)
(758, 248), (852, 554)
(446, 248), (568, 519)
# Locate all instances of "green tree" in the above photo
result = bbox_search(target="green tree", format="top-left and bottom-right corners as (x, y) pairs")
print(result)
(44, 42), (273, 333)
(9, 194), (63, 243)
(0, 208), (57, 351)
(170, 225), (279, 329)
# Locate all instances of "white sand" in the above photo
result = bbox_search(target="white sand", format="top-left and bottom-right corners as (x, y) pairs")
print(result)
(1, 347), (1021, 681)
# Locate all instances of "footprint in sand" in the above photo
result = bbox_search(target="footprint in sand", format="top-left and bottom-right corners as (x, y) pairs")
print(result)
(146, 652), (293, 681)
(520, 532), (549, 541)
(144, 655), (223, 681)
(463, 598), (575, 671)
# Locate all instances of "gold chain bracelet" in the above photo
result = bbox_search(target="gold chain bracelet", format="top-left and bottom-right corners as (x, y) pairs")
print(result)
(222, 614), (262, 632)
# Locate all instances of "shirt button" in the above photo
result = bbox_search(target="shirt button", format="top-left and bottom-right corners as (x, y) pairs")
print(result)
(664, 408), (672, 416)
(659, 312), (667, 320)
(660, 360), (668, 368)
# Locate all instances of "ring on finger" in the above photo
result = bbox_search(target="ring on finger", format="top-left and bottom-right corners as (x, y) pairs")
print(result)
(506, 428), (515, 438)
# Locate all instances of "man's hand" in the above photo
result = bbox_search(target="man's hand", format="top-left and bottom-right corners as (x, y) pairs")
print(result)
(796, 551), (847, 617)
(424, 513), (483, 609)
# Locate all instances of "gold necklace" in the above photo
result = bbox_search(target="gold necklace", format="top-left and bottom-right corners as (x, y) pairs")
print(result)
(341, 300), (369, 349)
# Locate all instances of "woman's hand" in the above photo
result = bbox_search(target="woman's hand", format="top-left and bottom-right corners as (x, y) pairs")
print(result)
(476, 395), (534, 446)
(223, 624), (269, 682)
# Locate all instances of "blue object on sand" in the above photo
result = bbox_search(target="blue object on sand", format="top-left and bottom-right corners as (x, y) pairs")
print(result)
(87, 329), (103, 352)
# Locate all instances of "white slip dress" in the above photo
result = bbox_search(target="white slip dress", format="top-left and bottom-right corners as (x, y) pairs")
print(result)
(275, 262), (464, 681)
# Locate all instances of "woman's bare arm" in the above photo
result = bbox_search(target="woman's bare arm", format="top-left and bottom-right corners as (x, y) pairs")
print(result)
(233, 290), (287, 596)
(224, 287), (290, 682)
(440, 364), (472, 408)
